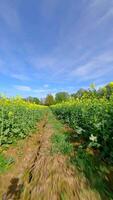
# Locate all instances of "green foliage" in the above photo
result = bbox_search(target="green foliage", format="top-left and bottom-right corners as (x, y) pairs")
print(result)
(71, 149), (113, 199)
(0, 153), (15, 173)
(51, 133), (73, 155)
(71, 88), (87, 99)
(44, 94), (55, 106)
(71, 82), (113, 100)
(55, 92), (70, 103)
(51, 97), (113, 164)
(105, 82), (113, 99)
(90, 83), (96, 91)
(26, 96), (40, 104)
(0, 97), (46, 145)
(48, 112), (73, 155)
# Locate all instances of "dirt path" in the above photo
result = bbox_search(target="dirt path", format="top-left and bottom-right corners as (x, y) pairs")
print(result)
(1, 113), (101, 200)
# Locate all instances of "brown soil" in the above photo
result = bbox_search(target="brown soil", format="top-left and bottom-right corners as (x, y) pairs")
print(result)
(0, 114), (101, 200)
(0, 118), (46, 200)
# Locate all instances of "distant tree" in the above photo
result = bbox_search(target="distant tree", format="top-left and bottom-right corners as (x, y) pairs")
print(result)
(97, 87), (106, 98)
(89, 83), (96, 91)
(55, 92), (70, 103)
(105, 82), (113, 99)
(97, 82), (113, 99)
(40, 98), (45, 105)
(72, 89), (87, 99)
(33, 97), (40, 104)
(44, 94), (55, 106)
(72, 84), (98, 99)
(26, 96), (40, 104)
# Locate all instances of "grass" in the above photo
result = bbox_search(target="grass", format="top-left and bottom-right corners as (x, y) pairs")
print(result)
(0, 153), (15, 173)
(70, 148), (113, 199)
(48, 112), (73, 155)
(51, 133), (73, 155)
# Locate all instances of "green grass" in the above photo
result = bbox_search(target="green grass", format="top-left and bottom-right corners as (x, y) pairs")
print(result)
(48, 112), (73, 155)
(71, 149), (113, 200)
(0, 153), (15, 173)
(51, 133), (73, 155)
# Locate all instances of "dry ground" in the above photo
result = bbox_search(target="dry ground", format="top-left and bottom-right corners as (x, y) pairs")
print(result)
(0, 113), (101, 200)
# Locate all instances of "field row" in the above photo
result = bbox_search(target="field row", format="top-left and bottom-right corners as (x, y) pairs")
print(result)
(51, 98), (113, 164)
(0, 97), (46, 145)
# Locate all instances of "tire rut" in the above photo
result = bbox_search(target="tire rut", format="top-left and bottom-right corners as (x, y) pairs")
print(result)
(2, 114), (101, 200)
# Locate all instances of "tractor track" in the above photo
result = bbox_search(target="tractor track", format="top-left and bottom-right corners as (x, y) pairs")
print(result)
(2, 113), (101, 200)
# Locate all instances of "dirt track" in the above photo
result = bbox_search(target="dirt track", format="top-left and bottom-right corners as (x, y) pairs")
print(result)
(1, 113), (101, 200)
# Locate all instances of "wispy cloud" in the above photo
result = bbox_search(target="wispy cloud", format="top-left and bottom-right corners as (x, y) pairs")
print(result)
(0, 0), (113, 96)
(0, 0), (21, 31)
(33, 88), (57, 94)
(11, 73), (30, 81)
(30, 55), (56, 69)
(13, 85), (57, 97)
(70, 51), (113, 82)
(90, 0), (108, 8)
(14, 85), (31, 91)
(98, 7), (113, 24)
(43, 84), (49, 88)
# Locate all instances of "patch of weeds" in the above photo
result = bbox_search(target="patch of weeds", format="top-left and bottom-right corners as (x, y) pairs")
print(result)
(49, 112), (73, 155)
(71, 148), (113, 199)
(48, 112), (63, 128)
(52, 122), (64, 131)
(0, 153), (15, 173)
(60, 192), (68, 200)
(1, 144), (10, 149)
(51, 133), (73, 155)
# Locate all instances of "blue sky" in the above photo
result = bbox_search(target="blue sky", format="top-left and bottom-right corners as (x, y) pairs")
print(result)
(0, 0), (113, 98)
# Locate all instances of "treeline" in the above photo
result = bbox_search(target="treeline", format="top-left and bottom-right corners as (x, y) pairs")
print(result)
(24, 92), (69, 106)
(24, 82), (113, 106)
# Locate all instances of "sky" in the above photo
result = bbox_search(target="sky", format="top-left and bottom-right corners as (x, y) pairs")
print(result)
(0, 0), (113, 98)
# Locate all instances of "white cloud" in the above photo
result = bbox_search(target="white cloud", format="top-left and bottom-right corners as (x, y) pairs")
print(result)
(33, 88), (57, 94)
(33, 89), (48, 93)
(90, 0), (107, 8)
(98, 7), (113, 24)
(30, 55), (56, 69)
(43, 84), (49, 88)
(11, 73), (30, 81)
(70, 51), (113, 82)
(14, 85), (31, 91)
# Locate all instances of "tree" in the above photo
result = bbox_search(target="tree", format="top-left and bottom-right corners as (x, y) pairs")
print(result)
(105, 82), (113, 99)
(55, 92), (69, 103)
(26, 96), (40, 104)
(89, 83), (96, 91)
(97, 82), (113, 99)
(40, 98), (45, 105)
(72, 89), (87, 99)
(44, 94), (55, 106)
(97, 87), (107, 98)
